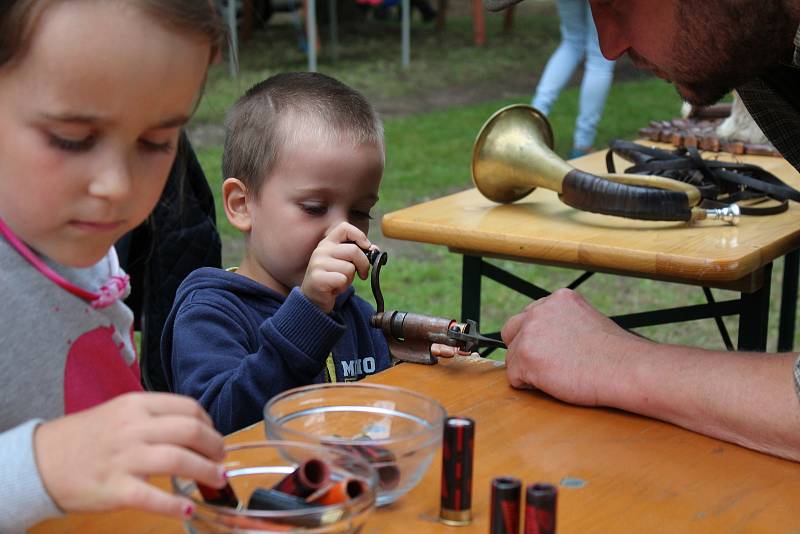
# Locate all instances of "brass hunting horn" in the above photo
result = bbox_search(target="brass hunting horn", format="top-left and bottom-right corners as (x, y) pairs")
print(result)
(471, 104), (739, 224)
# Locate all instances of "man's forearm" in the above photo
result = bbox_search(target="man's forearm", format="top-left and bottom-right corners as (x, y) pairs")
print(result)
(608, 340), (800, 461)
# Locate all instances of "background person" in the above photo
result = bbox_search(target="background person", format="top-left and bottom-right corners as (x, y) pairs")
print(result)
(531, 0), (615, 158)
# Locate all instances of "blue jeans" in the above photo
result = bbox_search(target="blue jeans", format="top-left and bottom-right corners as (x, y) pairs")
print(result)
(531, 0), (616, 149)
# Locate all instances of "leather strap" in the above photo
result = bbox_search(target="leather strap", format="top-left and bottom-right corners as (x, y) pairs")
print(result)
(606, 140), (800, 216)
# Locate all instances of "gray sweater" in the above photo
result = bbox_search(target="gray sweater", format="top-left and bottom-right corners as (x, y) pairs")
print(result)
(0, 236), (139, 532)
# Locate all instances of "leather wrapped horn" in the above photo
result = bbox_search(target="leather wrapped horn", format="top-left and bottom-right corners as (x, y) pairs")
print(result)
(471, 104), (739, 224)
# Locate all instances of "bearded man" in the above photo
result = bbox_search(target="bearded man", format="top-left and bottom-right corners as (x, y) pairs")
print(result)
(485, 0), (800, 461)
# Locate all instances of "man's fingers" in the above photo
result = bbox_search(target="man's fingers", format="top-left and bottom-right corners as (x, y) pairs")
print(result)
(501, 311), (527, 345)
(506, 365), (534, 390)
(502, 297), (548, 345)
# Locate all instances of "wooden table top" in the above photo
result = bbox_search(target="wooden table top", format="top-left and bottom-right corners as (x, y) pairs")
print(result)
(381, 147), (800, 288)
(33, 358), (800, 533)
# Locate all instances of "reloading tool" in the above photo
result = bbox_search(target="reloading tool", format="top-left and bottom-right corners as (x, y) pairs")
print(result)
(366, 250), (506, 364)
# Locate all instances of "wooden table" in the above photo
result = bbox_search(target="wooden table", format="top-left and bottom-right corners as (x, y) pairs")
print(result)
(32, 358), (800, 532)
(381, 147), (800, 352)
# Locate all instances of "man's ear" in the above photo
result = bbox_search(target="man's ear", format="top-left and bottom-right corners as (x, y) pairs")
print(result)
(222, 177), (252, 232)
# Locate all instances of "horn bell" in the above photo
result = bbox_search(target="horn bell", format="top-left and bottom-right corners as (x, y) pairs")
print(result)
(471, 104), (573, 203)
(470, 104), (720, 224)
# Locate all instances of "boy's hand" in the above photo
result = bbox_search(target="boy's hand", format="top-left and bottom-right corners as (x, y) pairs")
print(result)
(301, 222), (372, 313)
(34, 392), (227, 519)
(430, 344), (479, 358)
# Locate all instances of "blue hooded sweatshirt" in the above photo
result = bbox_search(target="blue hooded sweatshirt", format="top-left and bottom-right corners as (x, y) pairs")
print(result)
(160, 267), (391, 434)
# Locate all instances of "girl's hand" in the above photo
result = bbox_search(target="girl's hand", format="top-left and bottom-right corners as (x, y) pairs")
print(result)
(34, 392), (227, 519)
(301, 222), (372, 313)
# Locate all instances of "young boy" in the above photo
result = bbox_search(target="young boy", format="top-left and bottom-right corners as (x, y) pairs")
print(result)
(160, 73), (391, 434)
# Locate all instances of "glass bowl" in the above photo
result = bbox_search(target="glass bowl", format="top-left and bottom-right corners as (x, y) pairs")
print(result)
(263, 383), (446, 506)
(172, 441), (377, 533)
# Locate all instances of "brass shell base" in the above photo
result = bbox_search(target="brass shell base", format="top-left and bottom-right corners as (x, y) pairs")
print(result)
(439, 508), (472, 526)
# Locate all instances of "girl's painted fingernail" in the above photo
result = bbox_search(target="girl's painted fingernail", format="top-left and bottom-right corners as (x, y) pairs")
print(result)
(182, 503), (195, 518)
(218, 465), (228, 481)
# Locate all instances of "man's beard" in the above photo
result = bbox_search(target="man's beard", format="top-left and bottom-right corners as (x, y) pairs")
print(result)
(669, 1), (795, 105)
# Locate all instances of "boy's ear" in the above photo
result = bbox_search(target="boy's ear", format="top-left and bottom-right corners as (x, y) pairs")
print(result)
(222, 177), (252, 232)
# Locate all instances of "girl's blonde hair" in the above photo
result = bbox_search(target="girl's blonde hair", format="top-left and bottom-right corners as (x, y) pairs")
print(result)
(0, 0), (226, 69)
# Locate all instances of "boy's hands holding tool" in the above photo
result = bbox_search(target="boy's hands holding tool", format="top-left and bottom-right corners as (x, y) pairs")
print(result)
(301, 222), (374, 313)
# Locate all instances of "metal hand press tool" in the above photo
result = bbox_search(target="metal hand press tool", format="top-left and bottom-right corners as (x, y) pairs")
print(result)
(365, 249), (506, 364)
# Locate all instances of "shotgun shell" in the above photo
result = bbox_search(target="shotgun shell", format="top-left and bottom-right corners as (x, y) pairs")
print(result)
(272, 458), (330, 497)
(490, 476), (521, 534)
(248, 488), (313, 511)
(197, 480), (239, 508)
(310, 477), (368, 506)
(247, 488), (345, 528)
(439, 416), (475, 526)
(524, 483), (557, 534)
(329, 442), (401, 490)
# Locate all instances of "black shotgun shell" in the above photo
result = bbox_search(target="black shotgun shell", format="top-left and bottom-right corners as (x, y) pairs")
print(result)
(272, 458), (330, 497)
(439, 416), (475, 526)
(197, 480), (239, 508)
(490, 476), (522, 534)
(524, 483), (557, 534)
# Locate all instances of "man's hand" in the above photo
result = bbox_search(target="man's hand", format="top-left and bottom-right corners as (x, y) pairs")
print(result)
(501, 288), (643, 406)
(34, 393), (227, 519)
(301, 222), (373, 313)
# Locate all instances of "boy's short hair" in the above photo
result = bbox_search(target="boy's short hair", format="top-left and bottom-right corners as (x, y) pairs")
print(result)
(223, 72), (384, 198)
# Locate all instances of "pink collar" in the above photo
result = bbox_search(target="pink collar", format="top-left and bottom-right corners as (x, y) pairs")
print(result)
(0, 217), (129, 309)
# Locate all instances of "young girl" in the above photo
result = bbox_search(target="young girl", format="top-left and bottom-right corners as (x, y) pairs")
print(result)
(0, 1), (228, 530)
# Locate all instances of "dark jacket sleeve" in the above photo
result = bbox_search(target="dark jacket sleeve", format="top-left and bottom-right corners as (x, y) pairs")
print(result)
(170, 288), (345, 434)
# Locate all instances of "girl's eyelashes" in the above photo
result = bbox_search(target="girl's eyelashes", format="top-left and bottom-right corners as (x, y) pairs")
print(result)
(139, 139), (175, 154)
(47, 133), (174, 154)
(48, 133), (95, 152)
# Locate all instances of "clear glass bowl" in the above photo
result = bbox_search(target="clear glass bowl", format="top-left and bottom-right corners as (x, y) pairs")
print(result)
(172, 441), (377, 533)
(263, 383), (446, 506)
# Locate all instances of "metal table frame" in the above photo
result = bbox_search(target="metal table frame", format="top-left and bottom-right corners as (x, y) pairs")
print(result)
(461, 249), (800, 353)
